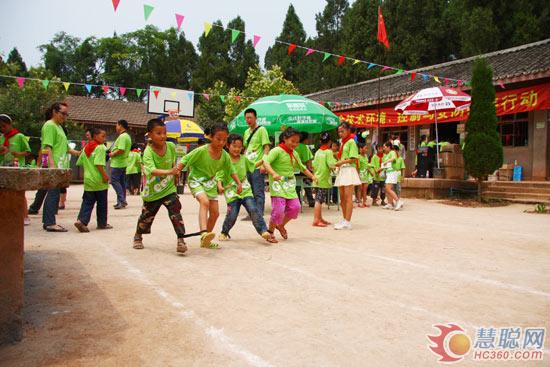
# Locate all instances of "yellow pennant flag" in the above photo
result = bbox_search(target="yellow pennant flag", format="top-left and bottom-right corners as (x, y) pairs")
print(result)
(353, 59), (361, 65)
(63, 82), (70, 91)
(434, 76), (441, 84)
(170, 91), (177, 98)
(204, 22), (212, 37)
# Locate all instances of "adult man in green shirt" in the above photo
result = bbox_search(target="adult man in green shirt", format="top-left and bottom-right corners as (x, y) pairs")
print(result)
(109, 119), (132, 209)
(242, 108), (270, 215)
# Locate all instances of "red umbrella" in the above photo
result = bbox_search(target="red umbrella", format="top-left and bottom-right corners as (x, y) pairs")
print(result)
(395, 87), (471, 168)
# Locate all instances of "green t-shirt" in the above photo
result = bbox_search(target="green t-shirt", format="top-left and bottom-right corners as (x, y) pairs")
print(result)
(312, 148), (336, 189)
(243, 126), (270, 165)
(395, 156), (406, 182)
(141, 142), (177, 202)
(382, 150), (398, 173)
(358, 155), (373, 183)
(126, 151), (142, 174)
(295, 143), (313, 165)
(181, 145), (235, 199)
(221, 155), (255, 203)
(110, 132), (132, 168)
(41, 120), (68, 168)
(370, 154), (383, 181)
(76, 144), (109, 191)
(0, 132), (31, 166)
(265, 146), (306, 199)
(340, 139), (359, 161)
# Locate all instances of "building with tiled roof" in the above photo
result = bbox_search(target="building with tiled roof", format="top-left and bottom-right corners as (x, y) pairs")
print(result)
(64, 96), (159, 143)
(306, 39), (550, 180)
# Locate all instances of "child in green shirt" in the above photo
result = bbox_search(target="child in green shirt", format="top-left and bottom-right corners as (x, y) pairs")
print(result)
(263, 127), (317, 240)
(133, 119), (187, 254)
(74, 128), (112, 232)
(312, 132), (336, 227)
(178, 124), (242, 249)
(218, 134), (277, 244)
(126, 144), (142, 195)
(393, 145), (406, 199)
(358, 143), (375, 208)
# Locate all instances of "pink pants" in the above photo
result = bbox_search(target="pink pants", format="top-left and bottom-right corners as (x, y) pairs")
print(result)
(270, 197), (301, 226)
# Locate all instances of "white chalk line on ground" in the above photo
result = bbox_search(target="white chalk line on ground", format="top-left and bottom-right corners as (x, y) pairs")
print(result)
(231, 248), (476, 330)
(100, 244), (274, 367)
(304, 240), (550, 298)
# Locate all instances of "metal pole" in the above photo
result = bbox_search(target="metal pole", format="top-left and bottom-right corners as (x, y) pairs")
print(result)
(435, 108), (440, 169)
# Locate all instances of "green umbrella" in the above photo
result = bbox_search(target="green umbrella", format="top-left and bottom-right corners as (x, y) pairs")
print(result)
(228, 94), (340, 135)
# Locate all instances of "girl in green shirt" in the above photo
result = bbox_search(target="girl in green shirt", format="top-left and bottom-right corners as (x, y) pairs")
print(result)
(133, 119), (187, 254)
(263, 127), (316, 240)
(312, 132), (336, 227)
(334, 122), (361, 230)
(178, 125), (242, 249)
(358, 143), (375, 208)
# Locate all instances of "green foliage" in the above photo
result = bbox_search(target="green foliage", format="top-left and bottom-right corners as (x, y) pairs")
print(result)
(0, 68), (84, 153)
(535, 203), (547, 214)
(264, 4), (307, 89)
(196, 80), (229, 130)
(223, 65), (299, 123)
(463, 58), (503, 193)
(7, 48), (27, 75)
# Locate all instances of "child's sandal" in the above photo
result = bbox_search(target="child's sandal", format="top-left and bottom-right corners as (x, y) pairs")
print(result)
(276, 225), (288, 240)
(176, 238), (187, 254)
(262, 232), (278, 244)
(200, 232), (217, 248)
(133, 238), (144, 249)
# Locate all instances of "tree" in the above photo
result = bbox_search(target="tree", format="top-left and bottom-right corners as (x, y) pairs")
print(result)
(224, 65), (299, 124)
(463, 58), (503, 200)
(193, 20), (233, 92)
(196, 80), (229, 130)
(226, 17), (259, 90)
(7, 48), (27, 75)
(264, 5), (307, 89)
(459, 7), (500, 57)
(0, 67), (83, 154)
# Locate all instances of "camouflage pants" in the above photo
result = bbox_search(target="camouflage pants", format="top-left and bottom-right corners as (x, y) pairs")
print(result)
(136, 193), (185, 238)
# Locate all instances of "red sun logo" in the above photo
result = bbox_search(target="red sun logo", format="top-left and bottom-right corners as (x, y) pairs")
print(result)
(427, 324), (471, 363)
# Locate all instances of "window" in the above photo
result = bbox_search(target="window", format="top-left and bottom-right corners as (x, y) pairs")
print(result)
(498, 113), (528, 147)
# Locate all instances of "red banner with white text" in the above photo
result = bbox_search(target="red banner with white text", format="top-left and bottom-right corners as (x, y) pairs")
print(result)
(336, 83), (550, 128)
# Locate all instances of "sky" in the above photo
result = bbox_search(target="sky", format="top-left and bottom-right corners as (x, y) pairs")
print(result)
(0, 0), (330, 68)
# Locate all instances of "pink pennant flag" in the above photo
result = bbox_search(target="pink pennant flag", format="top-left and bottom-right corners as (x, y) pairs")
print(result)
(444, 78), (449, 86)
(253, 35), (261, 48)
(102, 85), (110, 93)
(16, 77), (25, 89)
(287, 43), (297, 55)
(498, 81), (506, 89)
(305, 48), (315, 56)
(202, 93), (210, 101)
(175, 13), (184, 31)
(112, 0), (120, 12)
(381, 66), (391, 72)
(119, 87), (126, 96)
(457, 80), (463, 87)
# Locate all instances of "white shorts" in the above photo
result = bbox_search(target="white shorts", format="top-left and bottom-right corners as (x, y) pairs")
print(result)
(385, 171), (399, 185)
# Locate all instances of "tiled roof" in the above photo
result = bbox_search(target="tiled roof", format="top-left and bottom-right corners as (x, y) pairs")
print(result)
(64, 96), (159, 127)
(306, 39), (550, 109)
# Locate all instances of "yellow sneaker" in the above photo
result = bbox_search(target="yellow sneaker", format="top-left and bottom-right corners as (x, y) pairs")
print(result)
(218, 233), (230, 241)
(200, 231), (217, 248)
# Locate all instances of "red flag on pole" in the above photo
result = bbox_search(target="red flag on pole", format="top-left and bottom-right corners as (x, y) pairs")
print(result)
(377, 6), (390, 49)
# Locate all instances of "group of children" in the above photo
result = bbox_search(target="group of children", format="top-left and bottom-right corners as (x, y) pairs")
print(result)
(70, 113), (406, 255)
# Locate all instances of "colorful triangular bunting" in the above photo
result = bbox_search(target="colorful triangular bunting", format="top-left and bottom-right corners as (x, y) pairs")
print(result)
(305, 48), (315, 56)
(42, 80), (50, 90)
(136, 88), (143, 97)
(337, 55), (345, 65)
(119, 87), (126, 96)
(63, 82), (70, 91)
(287, 43), (297, 55)
(85, 84), (92, 93)
(204, 22), (212, 37)
(175, 13), (184, 31)
(322, 52), (331, 62)
(16, 77), (25, 89)
(112, 0), (120, 12)
(143, 4), (154, 21)
(253, 35), (261, 48)
(231, 29), (240, 43)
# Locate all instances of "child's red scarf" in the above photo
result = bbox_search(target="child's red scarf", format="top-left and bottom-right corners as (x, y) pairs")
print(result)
(278, 143), (295, 164)
(338, 134), (355, 159)
(84, 140), (100, 157)
(3, 128), (20, 147)
(319, 145), (330, 150)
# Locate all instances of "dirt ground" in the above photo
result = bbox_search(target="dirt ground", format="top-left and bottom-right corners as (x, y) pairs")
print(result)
(0, 185), (549, 367)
